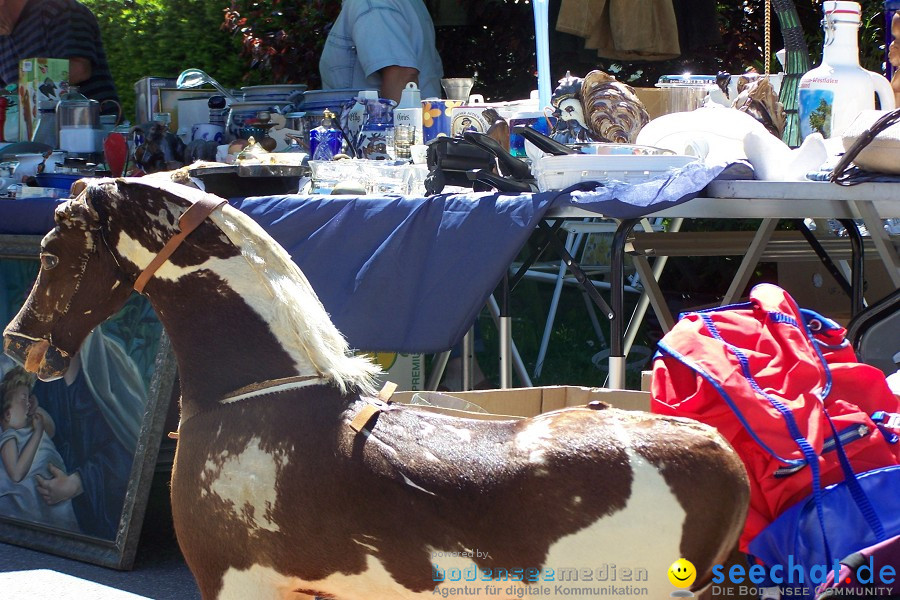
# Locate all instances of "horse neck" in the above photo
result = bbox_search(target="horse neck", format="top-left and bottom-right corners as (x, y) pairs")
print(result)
(119, 208), (328, 415)
(146, 269), (322, 415)
(106, 185), (372, 416)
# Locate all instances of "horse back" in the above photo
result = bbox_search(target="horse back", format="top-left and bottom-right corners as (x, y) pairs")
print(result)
(171, 388), (747, 598)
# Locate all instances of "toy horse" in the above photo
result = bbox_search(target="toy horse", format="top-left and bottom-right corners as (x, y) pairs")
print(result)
(4, 178), (749, 599)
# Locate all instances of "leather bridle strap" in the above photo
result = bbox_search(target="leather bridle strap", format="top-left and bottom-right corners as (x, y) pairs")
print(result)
(134, 196), (227, 293)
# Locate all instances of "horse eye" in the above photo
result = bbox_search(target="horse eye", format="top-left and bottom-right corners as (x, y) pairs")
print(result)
(40, 253), (59, 270)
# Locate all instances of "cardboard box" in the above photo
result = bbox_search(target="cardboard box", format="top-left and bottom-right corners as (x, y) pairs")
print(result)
(18, 58), (69, 142)
(778, 257), (896, 325)
(133, 76), (176, 125)
(391, 385), (651, 418)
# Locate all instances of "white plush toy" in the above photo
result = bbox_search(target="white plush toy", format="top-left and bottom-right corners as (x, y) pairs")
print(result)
(636, 105), (829, 180)
(743, 129), (828, 181)
(636, 105), (770, 163)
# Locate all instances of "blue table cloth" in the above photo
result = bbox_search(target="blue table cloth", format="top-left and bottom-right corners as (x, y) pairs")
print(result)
(0, 161), (742, 352)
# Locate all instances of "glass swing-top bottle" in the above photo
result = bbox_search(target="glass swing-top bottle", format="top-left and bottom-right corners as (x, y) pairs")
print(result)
(798, 0), (895, 140)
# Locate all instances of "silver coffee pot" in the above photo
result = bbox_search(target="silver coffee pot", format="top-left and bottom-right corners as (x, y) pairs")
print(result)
(56, 88), (100, 153)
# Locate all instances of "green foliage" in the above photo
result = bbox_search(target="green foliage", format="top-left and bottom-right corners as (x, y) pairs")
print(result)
(435, 0), (540, 101)
(85, 0), (895, 116)
(809, 98), (832, 137)
(222, 0), (341, 87)
(83, 0), (248, 122)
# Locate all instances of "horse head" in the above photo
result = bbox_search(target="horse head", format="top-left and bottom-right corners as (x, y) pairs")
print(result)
(3, 176), (215, 380)
(4, 180), (135, 380)
(5, 176), (380, 399)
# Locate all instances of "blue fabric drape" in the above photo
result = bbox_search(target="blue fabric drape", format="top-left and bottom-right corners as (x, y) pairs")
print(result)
(0, 161), (738, 351)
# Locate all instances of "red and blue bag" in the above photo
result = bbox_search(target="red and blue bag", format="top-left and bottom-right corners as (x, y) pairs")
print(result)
(651, 284), (900, 558)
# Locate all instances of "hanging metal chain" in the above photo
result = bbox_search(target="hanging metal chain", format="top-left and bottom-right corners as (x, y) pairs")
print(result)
(764, 0), (772, 75)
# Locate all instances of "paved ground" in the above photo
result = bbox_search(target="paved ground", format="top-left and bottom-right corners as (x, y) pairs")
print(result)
(0, 472), (200, 600)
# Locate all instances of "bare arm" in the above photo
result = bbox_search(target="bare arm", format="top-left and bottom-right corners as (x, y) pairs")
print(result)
(379, 66), (419, 103)
(68, 57), (92, 85)
(0, 415), (45, 483)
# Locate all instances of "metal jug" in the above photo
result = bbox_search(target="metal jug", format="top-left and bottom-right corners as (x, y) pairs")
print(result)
(56, 88), (100, 153)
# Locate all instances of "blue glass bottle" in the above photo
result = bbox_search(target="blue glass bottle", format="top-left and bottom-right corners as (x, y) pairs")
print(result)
(309, 109), (343, 160)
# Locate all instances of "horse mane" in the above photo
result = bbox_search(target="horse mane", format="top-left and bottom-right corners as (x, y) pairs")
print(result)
(207, 205), (381, 396)
(94, 178), (381, 397)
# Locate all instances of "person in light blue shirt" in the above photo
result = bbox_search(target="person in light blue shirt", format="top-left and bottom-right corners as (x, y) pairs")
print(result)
(319, 0), (444, 102)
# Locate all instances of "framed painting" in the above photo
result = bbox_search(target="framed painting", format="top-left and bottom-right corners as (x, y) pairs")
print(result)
(0, 234), (178, 569)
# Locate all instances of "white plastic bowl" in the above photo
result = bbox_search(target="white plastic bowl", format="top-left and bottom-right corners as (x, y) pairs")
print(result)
(532, 153), (697, 191)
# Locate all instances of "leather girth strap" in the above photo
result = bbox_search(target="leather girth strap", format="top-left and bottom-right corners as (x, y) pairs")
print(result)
(134, 195), (227, 293)
(349, 381), (398, 434)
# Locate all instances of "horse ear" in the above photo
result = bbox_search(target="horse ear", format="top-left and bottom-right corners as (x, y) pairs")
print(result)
(70, 179), (89, 198)
(54, 188), (100, 231)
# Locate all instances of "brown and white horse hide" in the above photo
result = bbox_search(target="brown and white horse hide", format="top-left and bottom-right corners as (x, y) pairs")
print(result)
(2, 178), (750, 600)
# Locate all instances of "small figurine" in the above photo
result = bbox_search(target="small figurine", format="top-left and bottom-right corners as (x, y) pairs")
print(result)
(133, 119), (185, 173)
(38, 77), (58, 99)
(731, 74), (786, 139)
(548, 70), (649, 145)
(548, 72), (593, 144)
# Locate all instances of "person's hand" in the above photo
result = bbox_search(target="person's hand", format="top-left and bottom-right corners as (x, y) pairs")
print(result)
(31, 411), (44, 436)
(34, 464), (83, 505)
(27, 394), (38, 418)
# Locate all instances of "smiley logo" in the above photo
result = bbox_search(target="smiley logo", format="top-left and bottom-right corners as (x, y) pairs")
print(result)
(667, 558), (696, 588)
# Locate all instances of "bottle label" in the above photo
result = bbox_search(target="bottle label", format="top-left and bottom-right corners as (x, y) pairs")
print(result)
(347, 110), (364, 138)
(798, 88), (835, 139)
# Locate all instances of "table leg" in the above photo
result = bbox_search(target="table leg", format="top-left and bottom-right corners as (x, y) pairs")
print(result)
(837, 219), (864, 316)
(462, 328), (474, 391)
(722, 218), (779, 305)
(851, 200), (900, 288)
(533, 228), (581, 378)
(610, 219), (640, 389)
(624, 218), (683, 350)
(487, 294), (532, 388)
(426, 351), (451, 391)
(498, 273), (512, 389)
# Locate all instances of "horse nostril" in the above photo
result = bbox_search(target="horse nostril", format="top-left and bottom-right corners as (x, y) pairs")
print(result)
(36, 345), (70, 382)
(2, 334), (31, 367)
(24, 339), (51, 373)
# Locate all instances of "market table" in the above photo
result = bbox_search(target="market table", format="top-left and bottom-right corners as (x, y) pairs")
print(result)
(545, 179), (900, 387)
(2, 168), (898, 389)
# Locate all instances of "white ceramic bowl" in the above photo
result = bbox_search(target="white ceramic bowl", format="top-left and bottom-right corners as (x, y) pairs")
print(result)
(8, 151), (67, 181)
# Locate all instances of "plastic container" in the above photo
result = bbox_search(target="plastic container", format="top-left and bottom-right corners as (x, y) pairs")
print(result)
(297, 88), (360, 109)
(394, 82), (423, 145)
(532, 154), (696, 191)
(240, 84), (307, 103)
(35, 172), (82, 190)
(226, 101), (283, 140)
